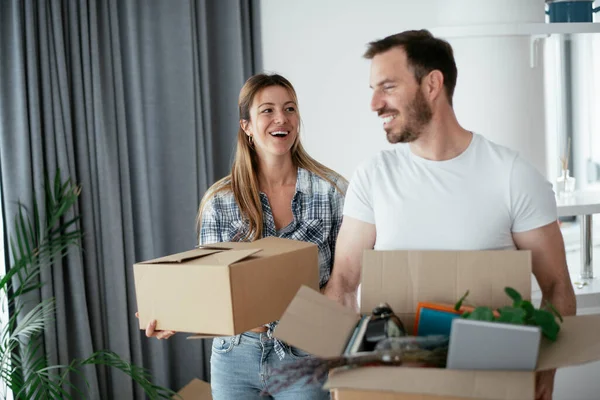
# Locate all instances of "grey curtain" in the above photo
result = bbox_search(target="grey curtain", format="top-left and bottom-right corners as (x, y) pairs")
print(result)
(0, 0), (260, 398)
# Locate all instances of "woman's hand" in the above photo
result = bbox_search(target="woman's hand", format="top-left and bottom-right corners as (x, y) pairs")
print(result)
(135, 312), (176, 340)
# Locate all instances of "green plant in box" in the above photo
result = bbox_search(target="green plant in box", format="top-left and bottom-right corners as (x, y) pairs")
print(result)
(454, 287), (563, 341)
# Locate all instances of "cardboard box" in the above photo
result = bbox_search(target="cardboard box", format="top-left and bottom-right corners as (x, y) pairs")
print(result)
(174, 378), (212, 399)
(275, 250), (600, 400)
(134, 236), (319, 337)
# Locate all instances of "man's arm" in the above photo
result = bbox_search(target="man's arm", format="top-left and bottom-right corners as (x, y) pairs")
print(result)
(512, 221), (576, 316)
(512, 221), (576, 400)
(324, 216), (376, 312)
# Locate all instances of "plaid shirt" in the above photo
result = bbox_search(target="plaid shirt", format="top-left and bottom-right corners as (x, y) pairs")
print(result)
(199, 167), (346, 358)
(199, 167), (346, 288)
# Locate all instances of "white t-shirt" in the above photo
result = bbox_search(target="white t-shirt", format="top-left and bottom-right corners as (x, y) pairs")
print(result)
(343, 133), (557, 250)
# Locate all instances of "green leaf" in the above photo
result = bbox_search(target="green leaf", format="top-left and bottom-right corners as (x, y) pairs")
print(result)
(531, 309), (555, 325)
(516, 300), (536, 319)
(454, 290), (470, 311)
(466, 306), (495, 321)
(496, 306), (526, 324)
(531, 309), (561, 341)
(543, 300), (564, 323)
(504, 287), (522, 304)
(2, 170), (174, 399)
(74, 351), (178, 399)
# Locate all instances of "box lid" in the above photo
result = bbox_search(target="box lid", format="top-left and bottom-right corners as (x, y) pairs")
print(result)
(202, 236), (316, 258)
(140, 248), (223, 264)
(536, 314), (600, 370)
(138, 248), (261, 266)
(274, 285), (360, 358)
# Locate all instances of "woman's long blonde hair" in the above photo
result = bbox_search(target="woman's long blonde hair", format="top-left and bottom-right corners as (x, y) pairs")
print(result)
(196, 73), (346, 241)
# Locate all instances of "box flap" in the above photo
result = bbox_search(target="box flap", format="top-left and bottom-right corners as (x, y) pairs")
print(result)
(274, 286), (360, 358)
(252, 236), (316, 253)
(536, 314), (600, 371)
(174, 378), (212, 400)
(360, 250), (532, 316)
(210, 236), (317, 258)
(207, 248), (261, 265)
(200, 242), (254, 250)
(140, 248), (261, 267)
(325, 367), (534, 400)
(332, 389), (472, 400)
(201, 237), (315, 255)
(140, 248), (223, 264)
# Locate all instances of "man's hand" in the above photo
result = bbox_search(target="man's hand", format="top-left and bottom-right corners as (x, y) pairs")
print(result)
(536, 369), (556, 400)
(324, 216), (376, 311)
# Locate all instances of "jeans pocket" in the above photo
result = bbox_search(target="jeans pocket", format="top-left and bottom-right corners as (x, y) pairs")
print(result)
(211, 337), (236, 354)
(287, 345), (313, 360)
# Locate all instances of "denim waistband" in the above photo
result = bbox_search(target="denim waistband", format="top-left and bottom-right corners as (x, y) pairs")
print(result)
(235, 329), (286, 359)
(241, 331), (265, 339)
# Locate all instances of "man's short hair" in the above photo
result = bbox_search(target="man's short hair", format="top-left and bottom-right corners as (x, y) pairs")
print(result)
(364, 30), (458, 105)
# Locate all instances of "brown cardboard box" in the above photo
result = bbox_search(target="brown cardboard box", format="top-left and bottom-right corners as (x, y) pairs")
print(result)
(134, 236), (319, 337)
(174, 378), (212, 399)
(275, 250), (600, 400)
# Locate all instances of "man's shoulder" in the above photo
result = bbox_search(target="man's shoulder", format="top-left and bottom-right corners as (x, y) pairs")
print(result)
(474, 133), (519, 163)
(355, 147), (406, 175)
(474, 133), (549, 188)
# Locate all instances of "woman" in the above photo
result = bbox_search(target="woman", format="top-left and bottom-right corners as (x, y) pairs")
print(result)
(145, 73), (347, 399)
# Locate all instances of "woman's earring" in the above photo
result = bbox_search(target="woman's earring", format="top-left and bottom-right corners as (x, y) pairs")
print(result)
(248, 135), (254, 146)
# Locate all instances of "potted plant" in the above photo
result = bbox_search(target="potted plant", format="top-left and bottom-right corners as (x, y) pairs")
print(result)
(0, 170), (176, 399)
(454, 287), (563, 341)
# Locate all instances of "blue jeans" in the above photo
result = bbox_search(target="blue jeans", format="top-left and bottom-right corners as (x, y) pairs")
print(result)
(211, 332), (330, 399)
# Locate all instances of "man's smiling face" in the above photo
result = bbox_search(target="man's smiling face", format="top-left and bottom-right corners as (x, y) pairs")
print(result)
(369, 47), (433, 144)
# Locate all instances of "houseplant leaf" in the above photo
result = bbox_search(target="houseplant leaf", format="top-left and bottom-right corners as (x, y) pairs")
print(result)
(465, 307), (495, 321)
(1, 169), (176, 399)
(454, 290), (470, 311)
(515, 300), (535, 319)
(453, 286), (563, 342)
(496, 306), (526, 324)
(531, 309), (561, 341)
(504, 287), (522, 303)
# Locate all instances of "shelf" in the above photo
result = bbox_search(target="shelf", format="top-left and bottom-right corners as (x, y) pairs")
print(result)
(431, 22), (600, 38)
(557, 190), (600, 217)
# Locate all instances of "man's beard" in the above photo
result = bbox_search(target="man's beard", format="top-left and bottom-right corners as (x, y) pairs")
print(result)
(386, 90), (433, 144)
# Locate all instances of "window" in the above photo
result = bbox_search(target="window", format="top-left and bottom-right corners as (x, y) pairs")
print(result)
(543, 32), (600, 273)
(544, 32), (600, 190)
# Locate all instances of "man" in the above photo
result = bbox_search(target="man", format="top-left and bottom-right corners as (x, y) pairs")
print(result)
(323, 30), (576, 400)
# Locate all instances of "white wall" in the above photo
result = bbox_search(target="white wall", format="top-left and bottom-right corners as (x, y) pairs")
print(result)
(259, 0), (548, 180)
